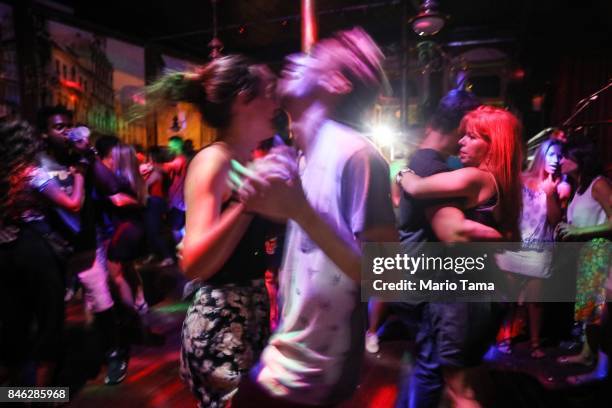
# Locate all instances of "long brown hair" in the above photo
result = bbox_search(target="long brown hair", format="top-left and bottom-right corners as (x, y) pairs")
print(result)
(112, 144), (147, 206)
(459, 106), (523, 240)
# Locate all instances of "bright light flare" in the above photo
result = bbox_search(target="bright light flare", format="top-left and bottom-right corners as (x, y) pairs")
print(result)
(372, 125), (395, 147)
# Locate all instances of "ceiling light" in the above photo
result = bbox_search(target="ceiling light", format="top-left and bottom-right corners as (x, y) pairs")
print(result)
(409, 0), (447, 37)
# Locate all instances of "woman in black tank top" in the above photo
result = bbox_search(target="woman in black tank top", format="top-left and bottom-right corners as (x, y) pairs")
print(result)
(143, 56), (279, 407)
(398, 106), (522, 240)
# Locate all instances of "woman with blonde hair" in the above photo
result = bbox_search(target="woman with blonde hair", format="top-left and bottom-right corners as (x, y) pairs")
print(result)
(496, 138), (565, 358)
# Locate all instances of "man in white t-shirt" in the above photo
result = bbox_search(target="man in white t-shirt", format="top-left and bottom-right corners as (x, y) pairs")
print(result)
(233, 28), (397, 407)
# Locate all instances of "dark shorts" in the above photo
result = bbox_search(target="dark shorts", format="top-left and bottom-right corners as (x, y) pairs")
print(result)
(107, 220), (145, 262)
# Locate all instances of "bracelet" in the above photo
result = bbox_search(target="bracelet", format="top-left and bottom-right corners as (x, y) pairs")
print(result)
(395, 168), (415, 185)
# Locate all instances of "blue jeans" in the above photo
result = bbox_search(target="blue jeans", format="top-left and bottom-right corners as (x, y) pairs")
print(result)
(396, 302), (498, 408)
(396, 303), (443, 408)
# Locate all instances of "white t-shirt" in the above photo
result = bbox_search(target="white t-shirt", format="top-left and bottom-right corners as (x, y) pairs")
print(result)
(254, 120), (396, 405)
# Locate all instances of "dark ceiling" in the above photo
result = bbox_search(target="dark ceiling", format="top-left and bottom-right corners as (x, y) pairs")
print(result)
(38, 0), (612, 65)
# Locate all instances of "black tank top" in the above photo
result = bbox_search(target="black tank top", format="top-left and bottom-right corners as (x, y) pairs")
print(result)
(464, 193), (499, 230)
(206, 197), (280, 286)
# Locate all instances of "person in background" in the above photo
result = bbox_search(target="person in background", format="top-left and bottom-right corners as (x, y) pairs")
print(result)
(495, 139), (565, 358)
(0, 121), (65, 387)
(30, 108), (128, 386)
(90, 134), (135, 385)
(133, 144), (146, 164)
(140, 146), (175, 266)
(183, 138), (196, 161)
(556, 141), (611, 385)
(252, 135), (288, 333)
(161, 135), (188, 245)
(107, 144), (149, 314)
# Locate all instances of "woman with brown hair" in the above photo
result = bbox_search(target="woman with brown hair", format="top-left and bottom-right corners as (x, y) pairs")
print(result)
(143, 55), (278, 407)
(556, 141), (611, 385)
(106, 144), (149, 313)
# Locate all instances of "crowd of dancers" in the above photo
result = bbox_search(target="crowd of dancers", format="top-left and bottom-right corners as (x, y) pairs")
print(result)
(0, 26), (610, 408)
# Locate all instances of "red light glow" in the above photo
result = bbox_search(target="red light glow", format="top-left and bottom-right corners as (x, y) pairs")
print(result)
(60, 79), (83, 91)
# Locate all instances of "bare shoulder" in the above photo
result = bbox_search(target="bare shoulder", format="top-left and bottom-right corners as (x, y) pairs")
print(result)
(451, 167), (489, 182)
(592, 176), (612, 202)
(190, 145), (231, 172)
(187, 145), (231, 188)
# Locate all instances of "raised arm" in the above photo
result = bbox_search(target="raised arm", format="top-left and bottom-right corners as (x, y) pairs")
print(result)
(181, 148), (254, 280)
(541, 174), (563, 226)
(160, 155), (186, 173)
(399, 167), (486, 201)
(427, 205), (503, 242)
(39, 171), (85, 212)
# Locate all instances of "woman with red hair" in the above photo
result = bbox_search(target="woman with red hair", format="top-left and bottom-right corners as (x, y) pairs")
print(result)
(397, 105), (523, 407)
(399, 105), (523, 240)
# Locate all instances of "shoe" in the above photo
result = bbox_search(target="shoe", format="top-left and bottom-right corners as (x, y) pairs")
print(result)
(529, 341), (545, 359)
(135, 301), (149, 317)
(157, 257), (175, 268)
(566, 371), (607, 385)
(105, 349), (128, 385)
(64, 287), (75, 302)
(365, 331), (379, 354)
(557, 354), (594, 366)
(496, 339), (512, 355)
(560, 339), (583, 352)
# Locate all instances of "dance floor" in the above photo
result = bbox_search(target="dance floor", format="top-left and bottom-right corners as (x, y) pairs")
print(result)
(63, 264), (607, 407)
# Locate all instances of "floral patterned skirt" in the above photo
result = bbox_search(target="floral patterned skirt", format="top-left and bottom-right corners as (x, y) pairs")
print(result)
(180, 279), (270, 408)
(574, 238), (611, 325)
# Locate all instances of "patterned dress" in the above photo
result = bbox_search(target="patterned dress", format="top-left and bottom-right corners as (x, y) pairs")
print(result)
(179, 185), (276, 408)
(180, 281), (270, 408)
(568, 176), (611, 325)
(496, 183), (554, 279)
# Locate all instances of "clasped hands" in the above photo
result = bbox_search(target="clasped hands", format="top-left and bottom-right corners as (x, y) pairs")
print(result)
(228, 158), (306, 223)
